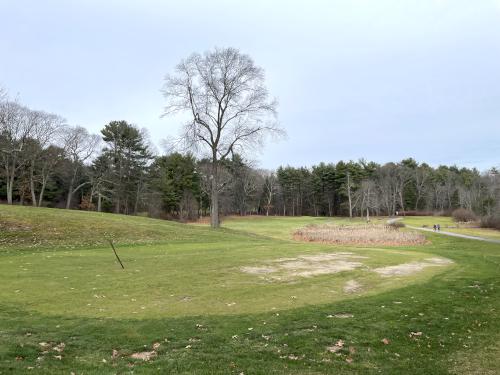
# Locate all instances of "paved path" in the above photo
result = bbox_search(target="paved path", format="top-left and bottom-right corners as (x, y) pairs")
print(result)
(387, 218), (500, 245)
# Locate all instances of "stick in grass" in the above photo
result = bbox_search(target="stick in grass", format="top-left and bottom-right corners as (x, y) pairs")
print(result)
(108, 239), (125, 269)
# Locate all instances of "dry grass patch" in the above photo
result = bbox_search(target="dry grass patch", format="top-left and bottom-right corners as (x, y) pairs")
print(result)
(241, 252), (367, 281)
(373, 257), (454, 277)
(294, 224), (426, 246)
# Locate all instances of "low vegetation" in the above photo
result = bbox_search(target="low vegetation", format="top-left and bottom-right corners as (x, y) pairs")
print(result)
(452, 208), (477, 223)
(480, 215), (500, 230)
(293, 223), (426, 246)
(0, 207), (499, 374)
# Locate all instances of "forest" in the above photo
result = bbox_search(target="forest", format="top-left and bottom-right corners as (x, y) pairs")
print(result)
(1, 90), (499, 225)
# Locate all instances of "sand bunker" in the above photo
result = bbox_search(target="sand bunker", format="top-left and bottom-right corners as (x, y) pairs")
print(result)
(241, 252), (366, 281)
(294, 224), (426, 246)
(374, 257), (454, 277)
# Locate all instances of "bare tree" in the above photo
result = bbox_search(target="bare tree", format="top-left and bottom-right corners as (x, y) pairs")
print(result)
(62, 126), (100, 209)
(0, 101), (37, 204)
(37, 145), (65, 206)
(0, 86), (7, 102)
(262, 170), (278, 216)
(26, 111), (66, 206)
(414, 164), (430, 210)
(358, 179), (379, 221)
(346, 172), (353, 218)
(162, 47), (283, 227)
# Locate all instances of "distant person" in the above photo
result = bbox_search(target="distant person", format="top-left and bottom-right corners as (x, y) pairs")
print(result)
(433, 224), (437, 231)
(437, 224), (441, 231)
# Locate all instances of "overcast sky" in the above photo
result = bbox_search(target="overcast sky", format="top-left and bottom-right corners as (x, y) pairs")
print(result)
(1, 0), (499, 170)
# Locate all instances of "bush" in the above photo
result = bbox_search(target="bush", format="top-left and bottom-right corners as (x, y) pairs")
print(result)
(480, 215), (500, 230)
(452, 208), (477, 223)
(388, 221), (406, 229)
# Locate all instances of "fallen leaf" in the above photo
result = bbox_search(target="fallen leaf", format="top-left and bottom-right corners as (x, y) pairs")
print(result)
(382, 338), (390, 345)
(152, 342), (161, 350)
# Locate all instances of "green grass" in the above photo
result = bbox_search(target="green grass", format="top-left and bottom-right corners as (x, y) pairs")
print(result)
(221, 215), (388, 240)
(0, 206), (499, 374)
(402, 216), (500, 240)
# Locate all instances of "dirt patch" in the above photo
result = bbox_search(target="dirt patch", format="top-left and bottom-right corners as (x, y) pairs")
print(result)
(130, 351), (157, 361)
(294, 224), (426, 246)
(240, 266), (277, 274)
(241, 252), (366, 281)
(328, 313), (354, 319)
(373, 257), (453, 277)
(425, 257), (454, 265)
(343, 280), (362, 293)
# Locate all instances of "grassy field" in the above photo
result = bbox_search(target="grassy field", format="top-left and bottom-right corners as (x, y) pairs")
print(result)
(402, 216), (500, 240)
(0, 206), (499, 374)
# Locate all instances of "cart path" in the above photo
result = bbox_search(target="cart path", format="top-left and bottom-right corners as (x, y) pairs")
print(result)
(387, 218), (500, 244)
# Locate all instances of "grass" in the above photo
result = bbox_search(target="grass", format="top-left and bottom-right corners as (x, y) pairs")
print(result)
(221, 215), (388, 241)
(0, 206), (499, 374)
(402, 216), (500, 240)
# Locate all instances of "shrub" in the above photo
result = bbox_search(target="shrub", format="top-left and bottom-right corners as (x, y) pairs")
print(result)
(452, 208), (477, 223)
(480, 215), (500, 230)
(388, 221), (406, 229)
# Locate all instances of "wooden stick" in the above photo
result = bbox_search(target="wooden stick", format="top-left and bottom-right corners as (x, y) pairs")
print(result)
(108, 239), (125, 269)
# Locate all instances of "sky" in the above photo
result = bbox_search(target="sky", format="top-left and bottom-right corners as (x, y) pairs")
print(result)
(1, 0), (499, 170)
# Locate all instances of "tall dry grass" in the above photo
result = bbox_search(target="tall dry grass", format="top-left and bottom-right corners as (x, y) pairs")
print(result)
(294, 224), (426, 246)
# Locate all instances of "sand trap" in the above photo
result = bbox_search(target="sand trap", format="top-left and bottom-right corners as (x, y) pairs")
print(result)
(373, 257), (453, 277)
(241, 252), (366, 281)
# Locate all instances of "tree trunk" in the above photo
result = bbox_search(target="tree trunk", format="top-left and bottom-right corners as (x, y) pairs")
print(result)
(134, 183), (140, 215)
(66, 190), (73, 209)
(97, 193), (102, 212)
(210, 162), (220, 228)
(38, 176), (47, 207)
(29, 163), (37, 207)
(347, 173), (353, 218)
(6, 179), (13, 205)
(66, 179), (73, 209)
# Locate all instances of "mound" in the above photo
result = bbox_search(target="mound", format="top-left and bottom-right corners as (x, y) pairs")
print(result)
(0, 205), (221, 250)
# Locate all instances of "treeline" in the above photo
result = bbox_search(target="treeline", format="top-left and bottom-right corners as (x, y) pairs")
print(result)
(1, 93), (499, 221)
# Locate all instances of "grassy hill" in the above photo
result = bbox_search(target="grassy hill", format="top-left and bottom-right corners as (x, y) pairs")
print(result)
(0, 206), (499, 374)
